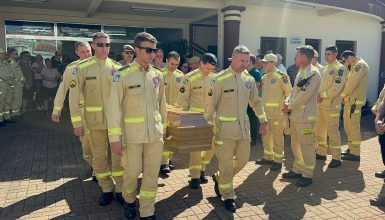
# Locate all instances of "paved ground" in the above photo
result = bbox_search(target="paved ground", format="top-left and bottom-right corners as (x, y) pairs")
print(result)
(0, 110), (385, 219)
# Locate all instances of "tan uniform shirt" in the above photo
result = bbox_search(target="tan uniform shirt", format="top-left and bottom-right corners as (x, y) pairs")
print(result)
(314, 63), (324, 72)
(107, 60), (167, 144)
(8, 60), (24, 87)
(0, 60), (11, 83)
(261, 68), (292, 120)
(163, 69), (183, 106)
(341, 58), (369, 106)
(53, 60), (83, 115)
(287, 64), (321, 123)
(372, 85), (385, 113)
(204, 67), (267, 140)
(177, 69), (215, 112)
(318, 61), (347, 111)
(69, 56), (121, 129)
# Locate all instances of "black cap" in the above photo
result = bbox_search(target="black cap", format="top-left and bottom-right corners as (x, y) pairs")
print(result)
(341, 50), (356, 59)
(201, 53), (217, 65)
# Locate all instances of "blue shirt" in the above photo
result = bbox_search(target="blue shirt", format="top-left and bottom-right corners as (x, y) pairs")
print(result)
(248, 67), (262, 96)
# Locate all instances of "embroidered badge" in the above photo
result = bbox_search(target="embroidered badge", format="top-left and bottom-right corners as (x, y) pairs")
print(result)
(282, 76), (289, 84)
(113, 74), (120, 82)
(338, 69), (344, 77)
(176, 77), (181, 83)
(70, 80), (76, 88)
(354, 65), (361, 72)
(153, 76), (161, 86)
(111, 70), (117, 76)
(183, 79), (189, 85)
(271, 79), (276, 84)
(208, 89), (213, 96)
(211, 79), (216, 86)
(180, 86), (185, 93)
(245, 81), (252, 89)
(72, 68), (78, 75)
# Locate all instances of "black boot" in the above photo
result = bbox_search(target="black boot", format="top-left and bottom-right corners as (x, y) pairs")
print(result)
(295, 177), (313, 187)
(282, 171), (302, 179)
(375, 170), (385, 179)
(200, 171), (208, 183)
(169, 160), (174, 170)
(124, 202), (136, 219)
(212, 175), (221, 197)
(99, 192), (113, 206)
(342, 154), (360, 161)
(341, 149), (350, 155)
(255, 158), (274, 165)
(160, 164), (170, 174)
(270, 162), (282, 171)
(315, 153), (326, 160)
(224, 199), (237, 212)
(328, 159), (341, 168)
(140, 215), (157, 220)
(189, 179), (200, 189)
(116, 192), (124, 205)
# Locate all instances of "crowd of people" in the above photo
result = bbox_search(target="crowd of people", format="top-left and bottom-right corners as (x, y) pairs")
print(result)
(1, 29), (384, 219)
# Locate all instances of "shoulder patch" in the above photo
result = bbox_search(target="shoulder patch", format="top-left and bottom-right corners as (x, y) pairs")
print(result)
(282, 75), (289, 84)
(72, 68), (78, 75)
(113, 74), (121, 82)
(211, 79), (216, 86)
(338, 69), (344, 77)
(70, 80), (76, 88)
(183, 78), (190, 85)
(354, 65), (361, 72)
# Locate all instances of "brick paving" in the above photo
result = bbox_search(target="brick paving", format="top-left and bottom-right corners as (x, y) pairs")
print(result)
(0, 110), (385, 219)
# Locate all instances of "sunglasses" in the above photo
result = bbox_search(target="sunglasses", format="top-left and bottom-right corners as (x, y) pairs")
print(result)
(137, 46), (158, 54)
(95, 43), (111, 47)
(124, 51), (135, 55)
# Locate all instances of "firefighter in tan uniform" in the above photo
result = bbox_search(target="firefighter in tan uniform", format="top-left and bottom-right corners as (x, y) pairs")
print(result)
(69, 32), (124, 206)
(282, 45), (321, 187)
(52, 41), (95, 180)
(177, 53), (217, 189)
(4, 51), (24, 120)
(205, 45), (267, 212)
(108, 32), (166, 220)
(0, 48), (8, 125)
(372, 85), (385, 115)
(160, 51), (183, 174)
(255, 53), (292, 171)
(314, 46), (347, 168)
(311, 50), (324, 72)
(340, 50), (369, 161)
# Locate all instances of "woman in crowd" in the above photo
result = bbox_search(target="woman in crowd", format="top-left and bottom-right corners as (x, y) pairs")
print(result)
(32, 54), (44, 110)
(41, 58), (61, 114)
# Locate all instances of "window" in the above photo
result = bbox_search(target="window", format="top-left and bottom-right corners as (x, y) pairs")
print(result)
(5, 20), (54, 36)
(57, 23), (101, 38)
(260, 37), (287, 65)
(6, 38), (57, 59)
(104, 26), (144, 42)
(336, 40), (356, 59)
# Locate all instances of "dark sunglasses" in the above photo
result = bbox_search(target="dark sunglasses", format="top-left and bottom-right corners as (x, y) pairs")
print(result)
(124, 51), (135, 55)
(137, 46), (158, 54)
(95, 43), (111, 48)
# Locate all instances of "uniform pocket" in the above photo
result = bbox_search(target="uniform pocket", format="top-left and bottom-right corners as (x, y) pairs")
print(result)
(219, 121), (238, 137)
(127, 86), (144, 106)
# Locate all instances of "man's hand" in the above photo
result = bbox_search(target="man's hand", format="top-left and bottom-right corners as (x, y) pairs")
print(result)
(111, 141), (123, 156)
(74, 127), (84, 137)
(259, 122), (268, 137)
(375, 120), (385, 135)
(51, 114), (60, 123)
(282, 103), (290, 114)
(317, 95), (323, 103)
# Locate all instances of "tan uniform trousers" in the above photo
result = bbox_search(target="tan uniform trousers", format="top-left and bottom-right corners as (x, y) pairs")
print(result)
(89, 129), (123, 193)
(343, 105), (362, 156)
(214, 138), (250, 200)
(189, 148), (215, 179)
(262, 119), (285, 163)
(315, 109), (341, 160)
(79, 106), (93, 167)
(122, 141), (163, 218)
(5, 85), (22, 117)
(290, 121), (316, 178)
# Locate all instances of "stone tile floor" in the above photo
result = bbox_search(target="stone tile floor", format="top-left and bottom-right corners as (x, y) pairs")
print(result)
(0, 110), (384, 219)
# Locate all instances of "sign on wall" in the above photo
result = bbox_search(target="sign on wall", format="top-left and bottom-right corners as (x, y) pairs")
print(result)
(290, 36), (302, 44)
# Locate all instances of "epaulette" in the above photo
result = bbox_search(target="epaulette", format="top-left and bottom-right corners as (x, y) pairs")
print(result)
(217, 69), (232, 82)
(152, 65), (162, 72)
(110, 59), (122, 69)
(185, 69), (199, 79)
(66, 60), (79, 68)
(151, 65), (163, 75)
(175, 69), (184, 77)
(187, 69), (203, 83)
(277, 71), (285, 76)
(118, 64), (131, 72)
(78, 57), (96, 69)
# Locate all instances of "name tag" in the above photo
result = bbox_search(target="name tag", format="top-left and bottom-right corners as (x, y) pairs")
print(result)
(224, 89), (234, 93)
(193, 86), (202, 89)
(128, 85), (141, 89)
(86, 76), (97, 80)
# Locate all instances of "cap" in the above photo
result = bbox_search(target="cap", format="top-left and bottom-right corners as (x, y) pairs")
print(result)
(201, 53), (217, 65)
(123, 44), (134, 51)
(188, 56), (200, 64)
(261, 53), (278, 62)
(313, 50), (319, 58)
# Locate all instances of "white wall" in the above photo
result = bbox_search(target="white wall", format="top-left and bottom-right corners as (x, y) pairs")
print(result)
(240, 5), (382, 104)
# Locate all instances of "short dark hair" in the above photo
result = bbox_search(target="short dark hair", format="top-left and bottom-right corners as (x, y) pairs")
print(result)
(7, 47), (17, 54)
(20, 51), (30, 58)
(201, 53), (217, 65)
(325, 45), (338, 54)
(75, 41), (90, 50)
(92, 32), (109, 42)
(256, 54), (264, 60)
(341, 50), (356, 59)
(134, 32), (157, 47)
(249, 54), (256, 65)
(296, 45), (315, 60)
(166, 51), (180, 60)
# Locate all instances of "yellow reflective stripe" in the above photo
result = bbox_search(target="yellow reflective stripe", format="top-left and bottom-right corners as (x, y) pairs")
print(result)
(124, 116), (145, 124)
(140, 190), (156, 199)
(202, 160), (210, 165)
(79, 58), (97, 69)
(111, 171), (124, 177)
(54, 106), (62, 111)
(295, 159), (305, 167)
(318, 141), (327, 146)
(86, 106), (103, 112)
(265, 103), (279, 107)
(108, 128), (122, 135)
(330, 145), (340, 150)
(330, 113), (339, 118)
(305, 164), (315, 170)
(219, 181), (233, 190)
(351, 141), (361, 146)
(162, 122), (167, 128)
(189, 164), (203, 170)
(355, 100), (365, 105)
(219, 116), (237, 122)
(274, 153), (284, 158)
(121, 66), (139, 77)
(71, 116), (82, 123)
(96, 172), (111, 179)
(190, 107), (204, 113)
(307, 116), (317, 121)
(189, 72), (203, 82)
(264, 149), (274, 156)
(163, 151), (173, 157)
(301, 128), (313, 135)
(126, 188), (136, 194)
(154, 112), (162, 121)
(218, 72), (232, 81)
(320, 91), (328, 98)
(207, 120), (213, 125)
(215, 139), (224, 145)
